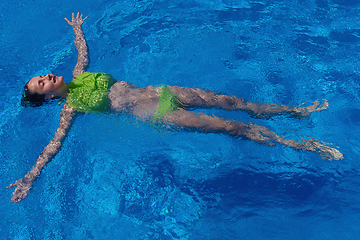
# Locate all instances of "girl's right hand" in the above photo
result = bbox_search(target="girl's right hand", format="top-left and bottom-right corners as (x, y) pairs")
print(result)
(6, 176), (33, 202)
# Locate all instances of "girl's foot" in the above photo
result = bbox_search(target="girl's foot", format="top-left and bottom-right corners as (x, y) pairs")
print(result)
(293, 99), (329, 118)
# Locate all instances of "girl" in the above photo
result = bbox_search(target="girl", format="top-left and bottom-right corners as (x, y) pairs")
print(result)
(7, 13), (343, 203)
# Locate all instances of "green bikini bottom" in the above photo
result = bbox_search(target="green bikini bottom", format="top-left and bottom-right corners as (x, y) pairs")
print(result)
(154, 86), (184, 121)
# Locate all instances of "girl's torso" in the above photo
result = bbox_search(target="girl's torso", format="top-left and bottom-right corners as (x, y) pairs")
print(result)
(108, 81), (160, 119)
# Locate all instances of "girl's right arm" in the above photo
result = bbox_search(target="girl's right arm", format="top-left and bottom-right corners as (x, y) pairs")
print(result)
(7, 103), (76, 202)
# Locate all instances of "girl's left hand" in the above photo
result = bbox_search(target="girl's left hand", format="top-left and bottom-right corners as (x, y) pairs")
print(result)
(65, 12), (88, 27)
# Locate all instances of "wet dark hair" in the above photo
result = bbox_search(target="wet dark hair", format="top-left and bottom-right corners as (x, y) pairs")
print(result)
(20, 81), (47, 107)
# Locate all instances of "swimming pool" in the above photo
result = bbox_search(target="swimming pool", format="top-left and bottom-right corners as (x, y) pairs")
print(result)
(1, 0), (360, 239)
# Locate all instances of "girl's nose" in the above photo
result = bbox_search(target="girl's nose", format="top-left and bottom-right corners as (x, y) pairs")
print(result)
(44, 74), (51, 81)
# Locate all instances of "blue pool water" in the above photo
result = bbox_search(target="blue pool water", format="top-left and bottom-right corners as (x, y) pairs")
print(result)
(1, 0), (360, 239)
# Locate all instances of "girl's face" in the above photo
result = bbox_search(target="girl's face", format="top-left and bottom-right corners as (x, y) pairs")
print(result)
(28, 74), (67, 98)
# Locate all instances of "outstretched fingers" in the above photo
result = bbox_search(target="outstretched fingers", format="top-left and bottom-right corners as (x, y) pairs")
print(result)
(79, 13), (89, 21)
(294, 99), (329, 118)
(11, 187), (30, 203)
(64, 12), (74, 24)
(306, 139), (344, 160)
(6, 177), (33, 203)
(64, 12), (89, 26)
(306, 99), (329, 112)
(76, 12), (88, 21)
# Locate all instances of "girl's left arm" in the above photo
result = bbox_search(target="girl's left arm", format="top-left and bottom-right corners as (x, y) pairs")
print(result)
(65, 12), (89, 77)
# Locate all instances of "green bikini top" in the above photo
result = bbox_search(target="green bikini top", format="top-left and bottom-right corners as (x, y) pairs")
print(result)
(66, 72), (115, 113)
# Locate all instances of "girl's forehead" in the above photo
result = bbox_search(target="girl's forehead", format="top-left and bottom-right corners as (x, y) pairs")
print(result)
(28, 77), (41, 91)
(30, 76), (40, 82)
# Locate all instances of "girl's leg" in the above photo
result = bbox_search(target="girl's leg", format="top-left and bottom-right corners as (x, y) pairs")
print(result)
(163, 109), (343, 160)
(168, 86), (328, 119)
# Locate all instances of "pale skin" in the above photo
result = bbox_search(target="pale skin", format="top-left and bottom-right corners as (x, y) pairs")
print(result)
(7, 13), (343, 203)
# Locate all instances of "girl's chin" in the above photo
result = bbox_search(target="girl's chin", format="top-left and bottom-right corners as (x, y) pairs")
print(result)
(57, 76), (64, 83)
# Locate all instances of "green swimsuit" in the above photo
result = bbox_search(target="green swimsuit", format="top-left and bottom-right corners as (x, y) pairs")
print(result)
(154, 85), (183, 121)
(67, 72), (183, 119)
(66, 72), (115, 113)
